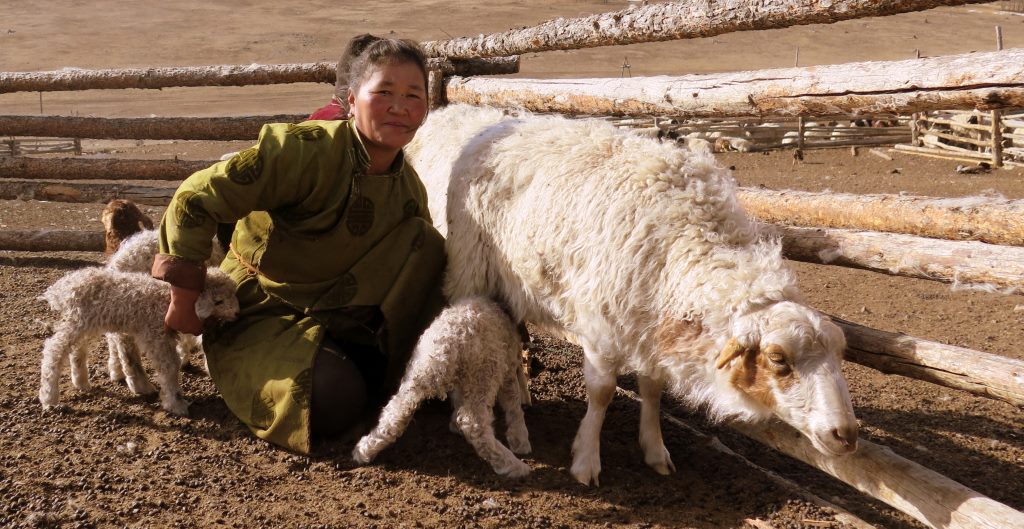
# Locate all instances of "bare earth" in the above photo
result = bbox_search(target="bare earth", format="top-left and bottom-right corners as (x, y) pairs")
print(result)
(2, 2), (1024, 529)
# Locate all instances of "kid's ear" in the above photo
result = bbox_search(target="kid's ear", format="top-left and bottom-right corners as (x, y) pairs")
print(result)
(194, 296), (213, 320)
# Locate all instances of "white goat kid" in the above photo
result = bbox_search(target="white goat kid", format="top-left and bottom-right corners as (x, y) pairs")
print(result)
(407, 104), (859, 486)
(353, 296), (532, 478)
(39, 267), (238, 415)
(104, 229), (224, 394)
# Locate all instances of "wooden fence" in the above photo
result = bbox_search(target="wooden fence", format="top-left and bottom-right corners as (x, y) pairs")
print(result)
(896, 109), (1024, 168)
(1, 137), (80, 156)
(2, 1), (1024, 528)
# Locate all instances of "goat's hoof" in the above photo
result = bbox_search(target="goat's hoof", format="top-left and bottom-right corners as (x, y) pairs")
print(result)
(351, 442), (376, 465)
(508, 437), (532, 455)
(645, 448), (676, 476)
(570, 458), (601, 486)
(499, 459), (531, 479)
(126, 379), (158, 396)
(164, 400), (191, 416)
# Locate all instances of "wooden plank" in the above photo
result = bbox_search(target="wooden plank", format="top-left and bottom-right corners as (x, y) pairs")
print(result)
(733, 419), (1024, 529)
(834, 317), (1024, 407)
(0, 179), (176, 205)
(0, 114), (306, 140)
(737, 188), (1024, 246)
(445, 49), (1024, 118)
(0, 230), (103, 252)
(0, 57), (517, 94)
(421, 0), (993, 59)
(893, 144), (995, 162)
(0, 158), (213, 181)
(776, 225), (1024, 292)
(922, 128), (991, 148)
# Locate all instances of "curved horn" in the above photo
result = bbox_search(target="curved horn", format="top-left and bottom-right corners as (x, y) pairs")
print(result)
(715, 338), (748, 369)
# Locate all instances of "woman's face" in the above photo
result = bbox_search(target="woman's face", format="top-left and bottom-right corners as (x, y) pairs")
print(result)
(347, 61), (428, 156)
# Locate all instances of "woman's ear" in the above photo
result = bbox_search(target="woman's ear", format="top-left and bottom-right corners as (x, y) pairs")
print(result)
(347, 88), (356, 116)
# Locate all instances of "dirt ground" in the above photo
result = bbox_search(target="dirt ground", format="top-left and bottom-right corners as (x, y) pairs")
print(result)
(2, 2), (1024, 529)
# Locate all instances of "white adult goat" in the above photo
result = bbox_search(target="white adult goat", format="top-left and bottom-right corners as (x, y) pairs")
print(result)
(407, 105), (858, 486)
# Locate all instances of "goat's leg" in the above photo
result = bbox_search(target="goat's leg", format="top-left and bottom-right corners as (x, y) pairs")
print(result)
(638, 373), (675, 476)
(352, 379), (431, 464)
(39, 327), (79, 409)
(69, 340), (92, 392)
(454, 396), (530, 478)
(176, 334), (203, 370)
(113, 334), (157, 395)
(105, 333), (125, 383)
(497, 374), (531, 455)
(141, 336), (190, 415)
(571, 353), (617, 486)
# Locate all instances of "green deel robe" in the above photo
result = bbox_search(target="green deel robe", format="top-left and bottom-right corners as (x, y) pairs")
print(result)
(158, 119), (446, 453)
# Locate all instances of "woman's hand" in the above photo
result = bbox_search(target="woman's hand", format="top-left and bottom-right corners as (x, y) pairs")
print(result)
(165, 285), (204, 335)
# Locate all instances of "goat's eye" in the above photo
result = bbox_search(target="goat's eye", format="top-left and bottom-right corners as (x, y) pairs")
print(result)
(765, 352), (791, 375)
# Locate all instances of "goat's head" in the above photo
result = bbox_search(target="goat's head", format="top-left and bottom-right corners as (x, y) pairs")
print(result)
(195, 268), (240, 322)
(718, 301), (858, 456)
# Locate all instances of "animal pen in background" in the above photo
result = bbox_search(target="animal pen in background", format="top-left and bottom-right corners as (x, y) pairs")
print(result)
(2, 1), (1024, 528)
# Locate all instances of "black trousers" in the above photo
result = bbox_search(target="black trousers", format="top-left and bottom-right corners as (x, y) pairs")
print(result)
(310, 336), (388, 439)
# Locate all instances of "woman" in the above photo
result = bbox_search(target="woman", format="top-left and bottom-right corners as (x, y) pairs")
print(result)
(153, 39), (446, 453)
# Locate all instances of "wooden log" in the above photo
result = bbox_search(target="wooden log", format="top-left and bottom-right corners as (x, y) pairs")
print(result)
(919, 116), (992, 133)
(834, 317), (1024, 407)
(444, 49), (1024, 118)
(894, 145), (1018, 166)
(0, 114), (305, 140)
(0, 179), (176, 205)
(737, 188), (1024, 246)
(0, 158), (213, 181)
(420, 0), (993, 59)
(0, 57), (518, 94)
(775, 225), (1024, 292)
(921, 129), (991, 148)
(0, 230), (103, 252)
(732, 419), (1024, 529)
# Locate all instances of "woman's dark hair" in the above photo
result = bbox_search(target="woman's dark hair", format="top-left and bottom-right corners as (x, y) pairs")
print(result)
(346, 38), (429, 98)
(334, 33), (383, 101)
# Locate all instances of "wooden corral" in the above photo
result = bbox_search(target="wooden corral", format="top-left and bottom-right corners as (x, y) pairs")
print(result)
(1, 137), (80, 156)
(2, 1), (1023, 528)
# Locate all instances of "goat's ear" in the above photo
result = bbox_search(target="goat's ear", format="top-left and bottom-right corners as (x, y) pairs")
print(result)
(715, 338), (748, 369)
(194, 296), (213, 320)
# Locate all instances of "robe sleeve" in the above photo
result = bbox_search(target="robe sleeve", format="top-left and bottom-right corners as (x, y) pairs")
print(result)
(154, 123), (324, 289)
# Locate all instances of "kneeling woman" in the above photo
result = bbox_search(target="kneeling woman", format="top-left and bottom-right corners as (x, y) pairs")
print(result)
(153, 39), (445, 453)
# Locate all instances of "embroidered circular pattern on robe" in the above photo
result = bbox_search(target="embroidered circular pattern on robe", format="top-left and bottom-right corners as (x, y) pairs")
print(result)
(286, 123), (326, 141)
(411, 228), (425, 251)
(402, 199), (419, 219)
(346, 196), (375, 236)
(289, 369), (313, 408)
(250, 391), (276, 429)
(225, 147), (263, 185)
(335, 273), (359, 306)
(174, 191), (209, 229)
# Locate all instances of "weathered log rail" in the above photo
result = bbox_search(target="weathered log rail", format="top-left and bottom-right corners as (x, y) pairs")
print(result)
(737, 188), (1024, 246)
(0, 57), (519, 94)
(421, 0), (994, 59)
(0, 158), (214, 181)
(776, 225), (1024, 293)
(445, 49), (1024, 118)
(0, 114), (305, 140)
(732, 418), (1024, 529)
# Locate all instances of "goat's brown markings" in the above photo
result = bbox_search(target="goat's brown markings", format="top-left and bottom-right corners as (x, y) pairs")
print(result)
(654, 317), (704, 359)
(730, 346), (798, 409)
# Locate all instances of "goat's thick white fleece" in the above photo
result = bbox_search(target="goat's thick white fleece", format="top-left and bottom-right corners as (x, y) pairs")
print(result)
(408, 105), (806, 424)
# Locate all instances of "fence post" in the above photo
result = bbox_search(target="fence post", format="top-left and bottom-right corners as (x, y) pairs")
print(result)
(910, 113), (920, 146)
(991, 110), (1003, 168)
(73, 138), (82, 156)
